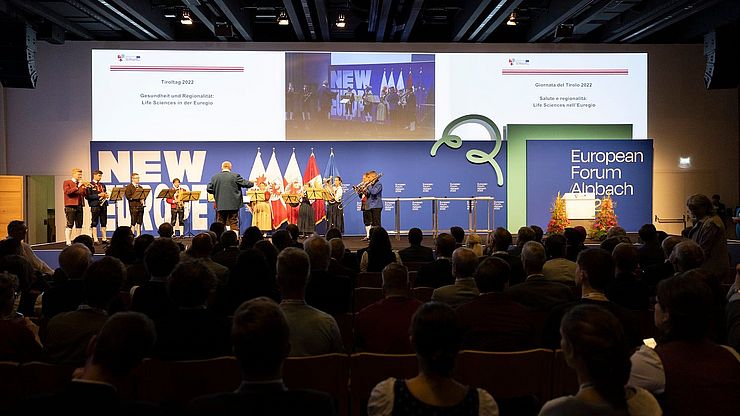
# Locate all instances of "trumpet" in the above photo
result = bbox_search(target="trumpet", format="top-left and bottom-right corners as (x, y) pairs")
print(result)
(78, 180), (92, 189)
(340, 172), (383, 210)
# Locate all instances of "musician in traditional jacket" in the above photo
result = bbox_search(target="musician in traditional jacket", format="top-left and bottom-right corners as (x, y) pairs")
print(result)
(359, 171), (383, 240)
(165, 178), (185, 237)
(85, 169), (109, 244)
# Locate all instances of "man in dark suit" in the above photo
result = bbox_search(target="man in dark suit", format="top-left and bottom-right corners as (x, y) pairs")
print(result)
(304, 235), (351, 315)
(207, 161), (253, 231)
(505, 241), (574, 311)
(489, 227), (526, 286)
(41, 243), (93, 322)
(399, 227), (434, 263)
(415, 233), (456, 288)
(124, 173), (146, 237)
(189, 297), (335, 416)
(637, 223), (665, 269)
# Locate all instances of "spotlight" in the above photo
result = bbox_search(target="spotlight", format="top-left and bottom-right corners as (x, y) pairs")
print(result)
(506, 12), (517, 26)
(277, 10), (289, 26)
(335, 13), (346, 28)
(678, 157), (691, 169)
(180, 9), (193, 25)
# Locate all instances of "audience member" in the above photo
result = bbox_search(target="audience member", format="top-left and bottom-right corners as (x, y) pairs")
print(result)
(42, 243), (93, 320)
(239, 226), (264, 250)
(606, 243), (650, 311)
(543, 248), (641, 349)
(637, 224), (665, 269)
(600, 235), (632, 254)
(212, 230), (240, 270)
(686, 194), (730, 280)
(185, 233), (229, 286)
(72, 234), (95, 254)
(629, 274), (740, 416)
(530, 225), (544, 243)
(124, 234), (154, 289)
(325, 228), (359, 272)
(285, 224), (304, 248)
(465, 233), (484, 257)
(153, 260), (231, 360)
(130, 238), (180, 320)
(270, 229), (292, 252)
(253, 239), (278, 276)
(564, 227), (586, 262)
(6, 220), (54, 276)
(368, 302), (498, 415)
(44, 257), (125, 366)
(539, 304), (661, 416)
(1, 254), (43, 317)
(489, 227), (526, 285)
(641, 236), (682, 291)
(277, 248), (344, 356)
(457, 257), (536, 351)
(450, 226), (465, 248)
(669, 240), (703, 273)
(105, 226), (136, 265)
(188, 298), (335, 416)
(360, 227), (401, 272)
(415, 233), (456, 288)
(606, 226), (627, 240)
(506, 241), (574, 311)
(398, 227), (434, 263)
(209, 222), (227, 251)
(542, 234), (576, 283)
(328, 238), (355, 279)
(157, 222), (174, 238)
(727, 263), (740, 352)
(304, 235), (352, 314)
(355, 263), (422, 353)
(0, 271), (43, 362)
(24, 312), (158, 415)
(432, 248), (480, 308)
(509, 226), (535, 257)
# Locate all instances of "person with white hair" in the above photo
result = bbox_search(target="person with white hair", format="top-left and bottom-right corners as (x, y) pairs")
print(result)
(207, 161), (253, 231)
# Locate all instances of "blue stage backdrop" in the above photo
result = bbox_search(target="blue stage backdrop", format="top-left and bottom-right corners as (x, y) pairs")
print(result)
(526, 139), (653, 232)
(90, 140), (507, 236)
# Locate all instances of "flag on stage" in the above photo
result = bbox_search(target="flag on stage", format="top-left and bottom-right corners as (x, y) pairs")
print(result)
(388, 71), (395, 91)
(396, 70), (405, 91)
(247, 148), (266, 203)
(284, 149), (303, 225)
(323, 148), (341, 182)
(266, 149), (287, 229)
(407, 68), (413, 89)
(381, 69), (388, 91)
(303, 150), (325, 224)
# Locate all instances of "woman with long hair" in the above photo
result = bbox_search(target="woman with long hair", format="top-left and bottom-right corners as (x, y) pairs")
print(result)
(105, 226), (135, 264)
(540, 304), (661, 416)
(360, 227), (401, 272)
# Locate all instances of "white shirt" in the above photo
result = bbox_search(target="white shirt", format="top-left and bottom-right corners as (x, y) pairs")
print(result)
(334, 186), (343, 203)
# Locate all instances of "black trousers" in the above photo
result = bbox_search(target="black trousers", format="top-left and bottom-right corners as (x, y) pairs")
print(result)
(65, 206), (83, 228)
(90, 206), (108, 227)
(130, 207), (144, 226)
(217, 210), (239, 230)
(171, 208), (185, 226)
(363, 208), (381, 227)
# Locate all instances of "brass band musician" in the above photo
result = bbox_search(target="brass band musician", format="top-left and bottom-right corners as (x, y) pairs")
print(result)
(325, 176), (344, 233)
(166, 178), (185, 237)
(356, 171), (383, 241)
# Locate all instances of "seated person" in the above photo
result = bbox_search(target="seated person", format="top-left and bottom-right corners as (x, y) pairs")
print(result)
(415, 233), (456, 288)
(606, 243), (650, 311)
(0, 271), (43, 362)
(542, 234), (576, 283)
(368, 302), (498, 415)
(398, 227), (434, 264)
(488, 228), (526, 286)
(304, 235), (351, 315)
(431, 248), (480, 308)
(506, 241), (574, 311)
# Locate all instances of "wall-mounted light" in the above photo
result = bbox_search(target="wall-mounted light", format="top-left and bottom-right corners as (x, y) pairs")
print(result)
(180, 9), (193, 25)
(277, 10), (290, 26)
(506, 13), (517, 26)
(678, 156), (691, 169)
(335, 13), (346, 28)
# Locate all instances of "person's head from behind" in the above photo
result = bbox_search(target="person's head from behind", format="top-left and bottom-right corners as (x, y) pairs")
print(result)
(59, 243), (93, 280)
(329, 238), (345, 261)
(0, 272), (19, 315)
(144, 237), (181, 279)
(221, 230), (239, 248)
(133, 234), (155, 260)
(474, 257), (511, 293)
(325, 227), (342, 241)
(72, 234), (95, 254)
(285, 224), (300, 242)
(369, 226), (392, 254)
(521, 241), (546, 276)
(89, 312), (156, 379)
(221, 161), (232, 171)
(407, 227), (424, 246)
(232, 297), (290, 380)
(449, 226), (465, 245)
(612, 243), (639, 274)
(529, 225), (544, 243)
(0, 255), (33, 293)
(492, 227), (512, 252)
(7, 220), (27, 241)
(435, 233), (457, 258)
(271, 230), (293, 252)
(655, 273), (714, 342)
(464, 234), (483, 256)
(544, 234), (567, 260)
(304, 235), (331, 271)
(110, 226), (134, 247)
(188, 233), (214, 259)
(661, 236), (684, 259)
(638, 223), (658, 244)
(451, 247), (478, 279)
(606, 226), (627, 240)
(83, 257), (125, 309)
(254, 240), (278, 272)
(382, 263), (410, 298)
(560, 304), (631, 410)
(157, 222), (174, 238)
(167, 260), (217, 308)
(599, 236), (631, 254)
(576, 248), (614, 291)
(240, 226), (264, 250)
(277, 247), (310, 299)
(411, 302), (463, 378)
(517, 227), (536, 248)
(669, 240), (704, 273)
(209, 222), (226, 240)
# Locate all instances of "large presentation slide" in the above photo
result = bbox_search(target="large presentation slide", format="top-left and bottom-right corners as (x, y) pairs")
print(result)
(92, 50), (647, 142)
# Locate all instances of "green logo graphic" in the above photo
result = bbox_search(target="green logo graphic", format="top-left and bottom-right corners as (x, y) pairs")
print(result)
(430, 114), (504, 186)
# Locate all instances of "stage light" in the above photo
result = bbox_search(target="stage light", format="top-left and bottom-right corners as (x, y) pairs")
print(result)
(506, 13), (517, 26)
(180, 9), (193, 25)
(277, 10), (290, 26)
(678, 157), (691, 169)
(335, 13), (346, 28)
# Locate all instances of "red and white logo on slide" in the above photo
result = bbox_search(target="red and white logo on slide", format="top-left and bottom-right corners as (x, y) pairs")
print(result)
(116, 53), (142, 62)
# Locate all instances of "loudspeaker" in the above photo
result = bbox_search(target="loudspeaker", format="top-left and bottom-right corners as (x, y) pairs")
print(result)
(0, 20), (38, 89)
(704, 25), (739, 90)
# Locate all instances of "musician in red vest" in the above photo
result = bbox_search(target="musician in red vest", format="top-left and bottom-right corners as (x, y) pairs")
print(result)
(62, 168), (88, 246)
(84, 169), (109, 244)
(165, 178), (185, 238)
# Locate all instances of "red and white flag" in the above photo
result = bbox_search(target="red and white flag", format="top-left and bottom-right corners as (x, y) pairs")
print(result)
(303, 151), (325, 224)
(247, 149), (266, 204)
(266, 149), (287, 228)
(284, 150), (303, 225)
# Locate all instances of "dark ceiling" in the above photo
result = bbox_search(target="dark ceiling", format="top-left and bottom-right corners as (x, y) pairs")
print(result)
(0, 0), (738, 44)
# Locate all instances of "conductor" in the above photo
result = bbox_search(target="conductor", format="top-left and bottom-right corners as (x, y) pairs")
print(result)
(207, 161), (253, 231)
